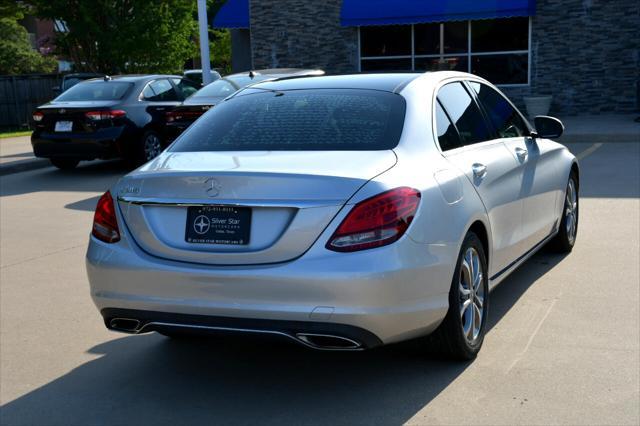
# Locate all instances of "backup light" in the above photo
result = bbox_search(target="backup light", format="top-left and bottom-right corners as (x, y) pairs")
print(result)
(326, 187), (421, 252)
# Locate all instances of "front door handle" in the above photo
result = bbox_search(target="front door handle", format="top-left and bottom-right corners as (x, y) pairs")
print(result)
(515, 147), (528, 161)
(472, 163), (487, 178)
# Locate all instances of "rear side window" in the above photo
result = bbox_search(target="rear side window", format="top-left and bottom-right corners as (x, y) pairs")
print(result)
(437, 82), (491, 146)
(55, 81), (133, 101)
(435, 100), (463, 151)
(469, 82), (529, 138)
(170, 89), (406, 151)
(143, 79), (178, 102)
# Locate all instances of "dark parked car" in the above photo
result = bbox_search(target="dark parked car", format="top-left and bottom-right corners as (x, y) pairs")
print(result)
(52, 73), (105, 96)
(165, 68), (324, 141)
(182, 69), (222, 86)
(31, 75), (200, 169)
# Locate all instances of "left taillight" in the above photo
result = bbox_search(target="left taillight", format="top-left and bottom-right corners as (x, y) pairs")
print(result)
(32, 111), (44, 122)
(326, 187), (421, 252)
(92, 191), (120, 243)
(85, 110), (126, 121)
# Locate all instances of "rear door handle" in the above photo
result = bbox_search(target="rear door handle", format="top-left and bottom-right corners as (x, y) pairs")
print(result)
(515, 147), (528, 161)
(472, 163), (487, 178)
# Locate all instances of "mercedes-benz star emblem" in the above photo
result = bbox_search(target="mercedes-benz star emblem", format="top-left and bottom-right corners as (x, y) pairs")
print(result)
(193, 215), (210, 235)
(204, 178), (222, 197)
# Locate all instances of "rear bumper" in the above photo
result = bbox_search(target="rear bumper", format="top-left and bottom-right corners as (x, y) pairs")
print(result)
(31, 127), (127, 160)
(86, 228), (456, 345)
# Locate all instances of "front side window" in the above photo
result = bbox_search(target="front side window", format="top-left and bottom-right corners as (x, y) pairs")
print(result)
(143, 79), (178, 102)
(172, 78), (199, 100)
(437, 82), (491, 146)
(469, 82), (529, 138)
(170, 89), (406, 152)
(360, 17), (530, 85)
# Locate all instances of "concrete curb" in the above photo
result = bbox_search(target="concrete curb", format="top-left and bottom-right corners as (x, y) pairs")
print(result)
(0, 158), (51, 177)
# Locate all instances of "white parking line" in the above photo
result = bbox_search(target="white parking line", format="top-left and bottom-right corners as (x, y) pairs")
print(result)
(576, 143), (603, 161)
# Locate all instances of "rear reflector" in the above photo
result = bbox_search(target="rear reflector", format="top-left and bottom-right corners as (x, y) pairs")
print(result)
(92, 191), (120, 243)
(85, 110), (126, 120)
(326, 187), (421, 252)
(32, 111), (44, 122)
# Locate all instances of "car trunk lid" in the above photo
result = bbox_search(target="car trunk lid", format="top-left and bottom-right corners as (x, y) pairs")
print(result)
(115, 150), (397, 265)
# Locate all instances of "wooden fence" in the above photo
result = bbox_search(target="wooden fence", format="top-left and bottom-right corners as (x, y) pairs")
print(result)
(0, 74), (60, 129)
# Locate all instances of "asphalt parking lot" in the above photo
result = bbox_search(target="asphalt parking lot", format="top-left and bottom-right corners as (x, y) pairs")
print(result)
(0, 141), (638, 425)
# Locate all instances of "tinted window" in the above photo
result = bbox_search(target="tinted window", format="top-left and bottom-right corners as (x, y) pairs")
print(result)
(435, 100), (463, 151)
(469, 82), (529, 138)
(144, 79), (178, 102)
(170, 90), (406, 152)
(172, 78), (199, 99)
(437, 82), (491, 145)
(360, 25), (411, 56)
(56, 81), (132, 101)
(471, 17), (529, 52)
(191, 79), (238, 98)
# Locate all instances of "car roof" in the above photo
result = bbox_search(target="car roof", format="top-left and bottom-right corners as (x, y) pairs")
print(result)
(226, 68), (324, 79)
(91, 74), (183, 82)
(246, 73), (422, 93)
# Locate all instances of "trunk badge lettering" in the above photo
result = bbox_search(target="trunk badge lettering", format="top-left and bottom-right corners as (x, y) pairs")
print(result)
(204, 178), (221, 197)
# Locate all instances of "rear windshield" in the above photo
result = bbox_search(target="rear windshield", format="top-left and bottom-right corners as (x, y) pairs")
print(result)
(170, 89), (406, 151)
(55, 81), (133, 101)
(191, 76), (269, 98)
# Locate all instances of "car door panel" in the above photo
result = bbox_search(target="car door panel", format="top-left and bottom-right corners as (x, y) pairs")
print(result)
(436, 81), (526, 277)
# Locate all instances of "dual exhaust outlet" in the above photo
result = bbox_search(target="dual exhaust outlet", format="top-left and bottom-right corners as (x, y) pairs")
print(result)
(109, 318), (362, 350)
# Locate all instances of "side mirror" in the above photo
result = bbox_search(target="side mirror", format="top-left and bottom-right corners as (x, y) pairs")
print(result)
(533, 116), (564, 139)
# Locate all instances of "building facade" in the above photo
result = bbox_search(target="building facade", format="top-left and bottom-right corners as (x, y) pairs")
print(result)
(216, 0), (639, 115)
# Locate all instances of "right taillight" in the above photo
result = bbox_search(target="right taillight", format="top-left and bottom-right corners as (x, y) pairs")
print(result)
(32, 111), (44, 122)
(92, 191), (120, 243)
(326, 187), (421, 252)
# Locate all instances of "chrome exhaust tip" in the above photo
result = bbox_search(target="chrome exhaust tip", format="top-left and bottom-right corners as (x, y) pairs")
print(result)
(109, 318), (141, 333)
(295, 333), (362, 350)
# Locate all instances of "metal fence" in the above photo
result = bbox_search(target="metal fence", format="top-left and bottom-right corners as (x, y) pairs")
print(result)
(0, 74), (60, 129)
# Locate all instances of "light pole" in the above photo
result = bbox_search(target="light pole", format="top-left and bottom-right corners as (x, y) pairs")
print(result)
(197, 0), (212, 85)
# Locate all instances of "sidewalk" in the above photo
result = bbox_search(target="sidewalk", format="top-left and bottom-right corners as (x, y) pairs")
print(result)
(558, 114), (640, 143)
(0, 114), (638, 176)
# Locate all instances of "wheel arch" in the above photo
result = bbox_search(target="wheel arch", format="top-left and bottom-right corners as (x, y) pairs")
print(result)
(467, 220), (490, 271)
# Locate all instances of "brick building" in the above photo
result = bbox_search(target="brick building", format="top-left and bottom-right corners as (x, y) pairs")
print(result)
(214, 0), (639, 115)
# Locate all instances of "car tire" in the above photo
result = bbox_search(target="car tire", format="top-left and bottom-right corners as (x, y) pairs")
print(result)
(548, 172), (579, 253)
(50, 158), (79, 170)
(431, 232), (489, 361)
(140, 130), (163, 163)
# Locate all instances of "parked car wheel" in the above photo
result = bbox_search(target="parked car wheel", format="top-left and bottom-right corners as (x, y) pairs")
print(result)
(431, 232), (489, 360)
(50, 158), (79, 170)
(141, 130), (163, 163)
(548, 173), (579, 253)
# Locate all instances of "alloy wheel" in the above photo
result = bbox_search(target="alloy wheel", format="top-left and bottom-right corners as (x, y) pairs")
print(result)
(144, 133), (162, 161)
(565, 179), (578, 245)
(459, 247), (484, 344)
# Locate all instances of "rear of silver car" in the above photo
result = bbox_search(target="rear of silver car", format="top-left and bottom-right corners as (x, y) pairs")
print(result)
(86, 85), (453, 349)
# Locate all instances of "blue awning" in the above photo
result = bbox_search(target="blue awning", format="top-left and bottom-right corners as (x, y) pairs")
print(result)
(213, 0), (249, 29)
(341, 0), (536, 26)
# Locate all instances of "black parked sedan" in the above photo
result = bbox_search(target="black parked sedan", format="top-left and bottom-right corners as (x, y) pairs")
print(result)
(164, 68), (324, 142)
(31, 75), (199, 169)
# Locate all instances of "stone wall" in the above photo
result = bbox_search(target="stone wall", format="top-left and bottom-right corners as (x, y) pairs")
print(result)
(502, 0), (640, 115)
(250, 0), (357, 73)
(248, 0), (640, 114)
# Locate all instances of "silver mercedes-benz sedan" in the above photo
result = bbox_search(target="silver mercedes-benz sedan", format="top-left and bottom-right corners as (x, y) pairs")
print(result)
(86, 71), (579, 360)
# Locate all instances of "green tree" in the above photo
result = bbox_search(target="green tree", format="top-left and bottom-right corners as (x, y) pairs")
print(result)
(33, 0), (199, 74)
(0, 1), (57, 75)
